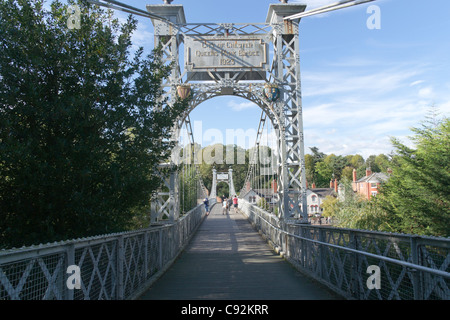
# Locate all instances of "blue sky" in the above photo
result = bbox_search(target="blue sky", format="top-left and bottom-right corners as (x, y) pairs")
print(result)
(70, 1), (450, 159)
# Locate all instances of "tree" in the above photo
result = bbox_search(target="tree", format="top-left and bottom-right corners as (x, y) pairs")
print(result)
(0, 0), (188, 248)
(320, 195), (339, 218)
(257, 197), (270, 211)
(375, 116), (450, 237)
(198, 143), (249, 197)
(374, 154), (391, 172)
(350, 154), (365, 169)
(307, 146), (326, 186)
(305, 154), (315, 184)
(315, 161), (333, 187)
(330, 180), (369, 229)
(341, 166), (354, 181)
(314, 153), (348, 187)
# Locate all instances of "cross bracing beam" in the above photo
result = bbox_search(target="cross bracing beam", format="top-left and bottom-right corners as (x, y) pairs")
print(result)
(284, 0), (376, 20)
(87, 0), (176, 25)
(87, 2), (375, 223)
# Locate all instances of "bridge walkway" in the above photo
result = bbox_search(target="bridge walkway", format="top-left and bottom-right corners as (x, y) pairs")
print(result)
(139, 204), (342, 300)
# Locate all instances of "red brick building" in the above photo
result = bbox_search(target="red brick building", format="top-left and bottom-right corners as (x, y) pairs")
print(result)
(352, 168), (389, 200)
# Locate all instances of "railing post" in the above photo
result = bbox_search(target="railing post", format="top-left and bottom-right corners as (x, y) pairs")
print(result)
(65, 244), (75, 300)
(410, 236), (423, 300)
(301, 225), (306, 268)
(159, 228), (163, 270)
(117, 235), (124, 300)
(350, 231), (360, 299)
(319, 228), (326, 281)
(144, 232), (149, 282)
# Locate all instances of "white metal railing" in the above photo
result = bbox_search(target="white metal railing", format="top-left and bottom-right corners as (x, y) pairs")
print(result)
(0, 203), (207, 300)
(239, 199), (450, 300)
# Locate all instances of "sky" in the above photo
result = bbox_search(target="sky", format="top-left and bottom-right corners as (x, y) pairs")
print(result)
(66, 0), (450, 159)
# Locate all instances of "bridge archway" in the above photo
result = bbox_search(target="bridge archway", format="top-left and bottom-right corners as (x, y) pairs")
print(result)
(173, 91), (281, 153)
(148, 3), (309, 223)
(210, 168), (237, 200)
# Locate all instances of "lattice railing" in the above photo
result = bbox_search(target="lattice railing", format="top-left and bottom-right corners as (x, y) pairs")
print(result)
(179, 23), (272, 37)
(239, 199), (450, 300)
(0, 204), (206, 300)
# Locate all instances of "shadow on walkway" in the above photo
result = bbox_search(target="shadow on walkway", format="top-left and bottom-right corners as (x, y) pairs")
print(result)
(139, 204), (342, 300)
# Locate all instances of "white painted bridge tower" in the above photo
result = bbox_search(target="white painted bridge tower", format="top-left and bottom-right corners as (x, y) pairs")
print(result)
(146, 1), (309, 222)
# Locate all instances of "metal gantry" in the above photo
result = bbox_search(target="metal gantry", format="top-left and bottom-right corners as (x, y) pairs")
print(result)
(142, 2), (311, 222)
(210, 167), (237, 200)
(88, 0), (378, 223)
(4, 1), (447, 303)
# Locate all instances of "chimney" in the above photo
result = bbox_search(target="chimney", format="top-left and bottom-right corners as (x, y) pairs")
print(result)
(271, 179), (277, 194)
(353, 168), (357, 182)
(366, 167), (372, 177)
(312, 182), (316, 189)
(334, 179), (338, 193)
(330, 180), (333, 188)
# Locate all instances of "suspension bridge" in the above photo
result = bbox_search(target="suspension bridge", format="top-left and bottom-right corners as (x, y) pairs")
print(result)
(0, 1), (449, 302)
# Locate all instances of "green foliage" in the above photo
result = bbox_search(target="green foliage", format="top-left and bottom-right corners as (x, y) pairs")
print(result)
(179, 165), (199, 215)
(320, 195), (339, 218)
(198, 143), (249, 197)
(0, 0), (188, 248)
(326, 114), (450, 237)
(257, 197), (270, 211)
(331, 180), (369, 229)
(306, 145), (391, 188)
(375, 116), (450, 237)
(328, 180), (395, 232)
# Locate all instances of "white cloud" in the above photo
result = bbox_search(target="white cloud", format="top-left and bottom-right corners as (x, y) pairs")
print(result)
(302, 67), (419, 98)
(418, 87), (433, 98)
(227, 100), (258, 111)
(300, 58), (440, 158)
(410, 80), (424, 86)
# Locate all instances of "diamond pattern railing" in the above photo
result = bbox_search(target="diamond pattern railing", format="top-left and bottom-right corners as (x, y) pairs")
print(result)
(239, 199), (450, 300)
(0, 204), (206, 300)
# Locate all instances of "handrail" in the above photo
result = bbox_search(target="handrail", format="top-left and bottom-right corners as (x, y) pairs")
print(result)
(0, 203), (207, 300)
(239, 199), (450, 300)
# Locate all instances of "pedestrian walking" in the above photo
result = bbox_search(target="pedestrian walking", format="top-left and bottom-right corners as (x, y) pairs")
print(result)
(222, 198), (228, 215)
(232, 195), (238, 213)
(227, 198), (233, 214)
(203, 197), (209, 215)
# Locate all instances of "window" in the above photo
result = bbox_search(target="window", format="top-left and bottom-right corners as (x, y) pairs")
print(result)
(371, 183), (378, 188)
(371, 191), (377, 197)
(311, 195), (317, 202)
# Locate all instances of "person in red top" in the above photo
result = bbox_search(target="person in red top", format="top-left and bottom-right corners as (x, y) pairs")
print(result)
(232, 195), (238, 213)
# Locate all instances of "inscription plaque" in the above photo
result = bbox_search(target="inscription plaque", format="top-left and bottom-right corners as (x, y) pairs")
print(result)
(217, 173), (229, 180)
(185, 36), (268, 71)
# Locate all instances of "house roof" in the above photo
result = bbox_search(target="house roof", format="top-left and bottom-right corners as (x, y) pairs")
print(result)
(253, 188), (276, 197)
(242, 187), (336, 199)
(240, 188), (275, 198)
(309, 188), (336, 198)
(356, 172), (389, 184)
